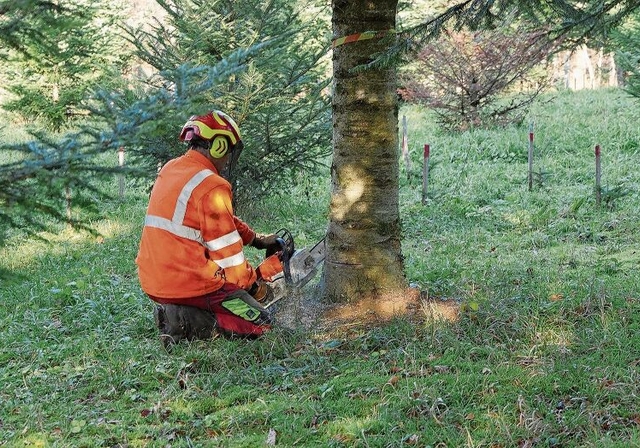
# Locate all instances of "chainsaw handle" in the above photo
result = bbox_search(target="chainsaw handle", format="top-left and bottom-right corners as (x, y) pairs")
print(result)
(276, 237), (293, 284)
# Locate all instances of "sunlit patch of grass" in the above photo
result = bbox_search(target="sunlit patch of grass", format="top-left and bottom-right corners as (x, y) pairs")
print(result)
(0, 207), (144, 274)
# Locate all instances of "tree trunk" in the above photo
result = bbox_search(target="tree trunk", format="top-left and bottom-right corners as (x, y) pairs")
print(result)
(323, 0), (406, 302)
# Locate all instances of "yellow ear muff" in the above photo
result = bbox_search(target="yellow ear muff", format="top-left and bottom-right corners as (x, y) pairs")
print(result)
(209, 136), (229, 158)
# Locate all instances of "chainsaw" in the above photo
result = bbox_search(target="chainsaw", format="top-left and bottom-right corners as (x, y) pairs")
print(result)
(254, 229), (326, 308)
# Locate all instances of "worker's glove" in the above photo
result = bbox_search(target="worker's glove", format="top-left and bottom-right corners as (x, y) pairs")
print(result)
(251, 233), (281, 257)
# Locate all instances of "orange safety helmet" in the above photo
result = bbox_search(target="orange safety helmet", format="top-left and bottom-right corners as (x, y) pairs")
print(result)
(179, 110), (243, 159)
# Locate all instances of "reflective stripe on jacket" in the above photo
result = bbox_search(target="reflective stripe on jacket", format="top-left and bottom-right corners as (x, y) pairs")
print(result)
(136, 150), (257, 299)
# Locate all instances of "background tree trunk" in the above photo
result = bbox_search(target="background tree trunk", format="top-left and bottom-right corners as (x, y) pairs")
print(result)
(323, 0), (406, 302)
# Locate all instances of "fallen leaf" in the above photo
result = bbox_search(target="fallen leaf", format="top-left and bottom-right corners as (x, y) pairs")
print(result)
(601, 379), (615, 389)
(332, 434), (353, 443)
(549, 293), (563, 302)
(404, 434), (420, 445)
(387, 375), (400, 386)
(266, 428), (277, 446)
(206, 428), (220, 437)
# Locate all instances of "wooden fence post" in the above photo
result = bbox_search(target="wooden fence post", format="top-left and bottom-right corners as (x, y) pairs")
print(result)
(118, 147), (125, 199)
(595, 144), (601, 207)
(422, 144), (430, 205)
(528, 123), (534, 191)
(65, 185), (72, 225)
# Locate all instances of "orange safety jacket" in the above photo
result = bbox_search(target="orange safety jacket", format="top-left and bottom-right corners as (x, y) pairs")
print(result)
(136, 150), (257, 299)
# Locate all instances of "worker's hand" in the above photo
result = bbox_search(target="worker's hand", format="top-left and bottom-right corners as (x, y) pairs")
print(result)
(251, 233), (281, 256)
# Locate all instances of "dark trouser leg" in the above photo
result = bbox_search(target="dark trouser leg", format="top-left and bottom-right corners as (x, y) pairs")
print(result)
(154, 303), (217, 348)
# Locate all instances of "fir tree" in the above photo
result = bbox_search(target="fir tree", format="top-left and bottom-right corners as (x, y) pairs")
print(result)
(97, 0), (332, 204)
(0, 0), (131, 244)
(1, 0), (129, 131)
(611, 11), (640, 98)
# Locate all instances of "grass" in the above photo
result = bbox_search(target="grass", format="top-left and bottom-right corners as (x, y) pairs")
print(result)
(1, 88), (640, 447)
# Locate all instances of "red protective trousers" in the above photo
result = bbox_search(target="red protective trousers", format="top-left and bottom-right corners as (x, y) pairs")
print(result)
(148, 284), (271, 337)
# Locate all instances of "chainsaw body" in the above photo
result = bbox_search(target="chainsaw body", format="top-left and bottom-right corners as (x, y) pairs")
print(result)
(255, 229), (325, 308)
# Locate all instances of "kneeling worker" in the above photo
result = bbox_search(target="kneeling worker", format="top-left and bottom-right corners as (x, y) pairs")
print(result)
(135, 110), (280, 347)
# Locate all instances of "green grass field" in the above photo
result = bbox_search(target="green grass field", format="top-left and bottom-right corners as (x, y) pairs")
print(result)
(1, 88), (639, 447)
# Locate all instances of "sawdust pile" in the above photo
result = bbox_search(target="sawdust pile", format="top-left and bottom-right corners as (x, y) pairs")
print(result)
(274, 287), (460, 333)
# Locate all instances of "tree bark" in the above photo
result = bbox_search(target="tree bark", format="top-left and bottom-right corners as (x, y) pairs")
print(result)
(323, 0), (406, 302)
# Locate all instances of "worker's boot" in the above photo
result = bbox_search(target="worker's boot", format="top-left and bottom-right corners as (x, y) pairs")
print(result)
(154, 304), (217, 349)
